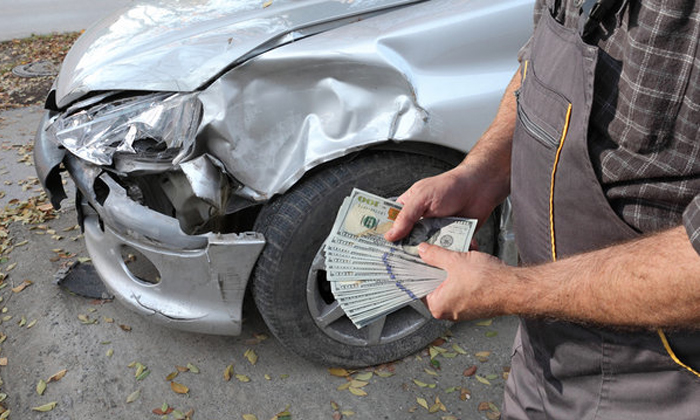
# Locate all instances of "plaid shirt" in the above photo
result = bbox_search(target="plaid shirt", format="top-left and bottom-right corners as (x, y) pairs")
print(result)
(525, 0), (700, 253)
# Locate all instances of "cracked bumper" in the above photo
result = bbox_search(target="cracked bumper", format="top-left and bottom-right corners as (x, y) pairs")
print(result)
(83, 214), (264, 335)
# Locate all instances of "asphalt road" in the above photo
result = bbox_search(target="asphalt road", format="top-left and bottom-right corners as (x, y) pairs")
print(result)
(0, 105), (518, 419)
(0, 0), (134, 41)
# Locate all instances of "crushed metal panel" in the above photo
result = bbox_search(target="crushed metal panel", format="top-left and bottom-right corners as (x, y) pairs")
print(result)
(198, 0), (532, 200)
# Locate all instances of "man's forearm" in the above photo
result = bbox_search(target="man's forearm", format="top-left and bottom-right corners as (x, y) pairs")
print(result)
(456, 68), (521, 204)
(506, 226), (700, 328)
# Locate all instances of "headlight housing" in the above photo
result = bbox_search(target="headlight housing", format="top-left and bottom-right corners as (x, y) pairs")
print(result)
(47, 92), (202, 166)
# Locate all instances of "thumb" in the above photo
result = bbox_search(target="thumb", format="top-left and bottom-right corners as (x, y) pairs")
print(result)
(417, 242), (456, 270)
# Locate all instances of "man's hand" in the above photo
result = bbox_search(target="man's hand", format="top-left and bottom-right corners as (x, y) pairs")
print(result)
(385, 166), (478, 242)
(417, 242), (513, 321)
(384, 69), (521, 243)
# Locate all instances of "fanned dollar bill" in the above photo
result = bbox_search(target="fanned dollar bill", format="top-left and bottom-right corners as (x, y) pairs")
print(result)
(324, 189), (476, 328)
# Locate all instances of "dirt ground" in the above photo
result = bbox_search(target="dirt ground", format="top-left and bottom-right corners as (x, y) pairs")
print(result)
(0, 32), (80, 111)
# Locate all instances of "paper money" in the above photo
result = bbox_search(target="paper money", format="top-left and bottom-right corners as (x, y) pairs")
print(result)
(325, 189), (477, 328)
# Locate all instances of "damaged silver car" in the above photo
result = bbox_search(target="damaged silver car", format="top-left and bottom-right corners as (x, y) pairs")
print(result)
(34, 0), (531, 367)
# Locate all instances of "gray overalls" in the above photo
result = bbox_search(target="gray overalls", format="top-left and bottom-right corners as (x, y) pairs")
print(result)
(504, 1), (700, 418)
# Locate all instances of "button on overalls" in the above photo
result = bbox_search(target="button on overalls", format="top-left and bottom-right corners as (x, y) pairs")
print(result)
(505, 2), (700, 418)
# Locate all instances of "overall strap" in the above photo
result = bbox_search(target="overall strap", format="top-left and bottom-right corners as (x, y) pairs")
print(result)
(579, 0), (624, 39)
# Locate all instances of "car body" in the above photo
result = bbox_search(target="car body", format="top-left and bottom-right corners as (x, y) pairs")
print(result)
(34, 0), (531, 366)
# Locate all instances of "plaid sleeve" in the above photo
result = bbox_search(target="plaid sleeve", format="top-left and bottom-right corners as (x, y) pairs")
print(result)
(683, 195), (700, 256)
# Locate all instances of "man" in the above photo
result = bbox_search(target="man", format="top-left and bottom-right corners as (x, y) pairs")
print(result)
(384, 0), (700, 418)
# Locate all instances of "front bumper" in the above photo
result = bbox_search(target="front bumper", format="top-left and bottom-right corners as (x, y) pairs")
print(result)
(35, 112), (265, 335)
(83, 212), (264, 335)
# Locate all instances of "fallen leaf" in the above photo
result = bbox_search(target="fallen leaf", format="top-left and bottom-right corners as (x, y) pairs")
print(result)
(243, 415), (258, 420)
(172, 409), (186, 419)
(273, 406), (292, 420)
(475, 375), (492, 386)
(224, 364), (234, 381)
(431, 337), (447, 346)
(328, 367), (350, 377)
(348, 386), (367, 396)
(486, 374), (499, 380)
(463, 366), (477, 377)
(236, 374), (250, 383)
(436, 396), (447, 411)
(48, 369), (67, 382)
(413, 379), (429, 388)
(186, 363), (199, 373)
(486, 411), (501, 420)
(0, 358), (6, 366)
(119, 324), (132, 332)
(349, 380), (368, 388)
(416, 397), (429, 410)
(424, 368), (439, 376)
(171, 381), (189, 394)
(166, 371), (179, 381)
(452, 344), (467, 354)
(485, 331), (498, 338)
(263, 0), (273, 7)
(244, 349), (258, 365)
(475, 351), (491, 362)
(134, 363), (146, 377)
(136, 369), (151, 381)
(126, 389), (140, 403)
(354, 372), (373, 381)
(476, 318), (494, 326)
(31, 402), (57, 412)
(460, 387), (471, 401)
(36, 379), (47, 395)
(11, 279), (31, 293)
(176, 365), (189, 372)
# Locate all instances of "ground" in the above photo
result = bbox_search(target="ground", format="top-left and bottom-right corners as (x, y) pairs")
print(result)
(0, 33), (80, 111)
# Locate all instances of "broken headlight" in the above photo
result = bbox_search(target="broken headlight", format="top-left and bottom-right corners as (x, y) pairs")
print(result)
(47, 92), (202, 166)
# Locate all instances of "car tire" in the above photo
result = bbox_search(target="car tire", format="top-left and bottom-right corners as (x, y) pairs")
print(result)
(251, 151), (491, 367)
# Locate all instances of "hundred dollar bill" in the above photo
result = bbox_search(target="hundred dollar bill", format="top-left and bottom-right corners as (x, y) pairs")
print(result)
(324, 188), (477, 328)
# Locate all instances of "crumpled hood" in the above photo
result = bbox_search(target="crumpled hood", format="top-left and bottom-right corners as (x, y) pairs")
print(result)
(54, 0), (423, 108)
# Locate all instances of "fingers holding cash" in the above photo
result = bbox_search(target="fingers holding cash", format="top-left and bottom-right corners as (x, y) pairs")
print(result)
(325, 189), (477, 328)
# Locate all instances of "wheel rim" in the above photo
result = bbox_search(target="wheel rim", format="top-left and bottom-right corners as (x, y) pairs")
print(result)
(306, 245), (434, 346)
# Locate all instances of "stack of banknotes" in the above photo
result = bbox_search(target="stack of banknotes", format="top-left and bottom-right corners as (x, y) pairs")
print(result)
(324, 189), (477, 328)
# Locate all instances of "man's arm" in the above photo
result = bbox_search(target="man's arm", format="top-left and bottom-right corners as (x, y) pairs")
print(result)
(384, 68), (521, 242)
(420, 225), (700, 328)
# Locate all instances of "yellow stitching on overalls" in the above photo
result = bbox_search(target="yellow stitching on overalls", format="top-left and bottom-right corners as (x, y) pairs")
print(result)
(657, 328), (700, 378)
(549, 103), (573, 262)
(523, 60), (529, 80)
